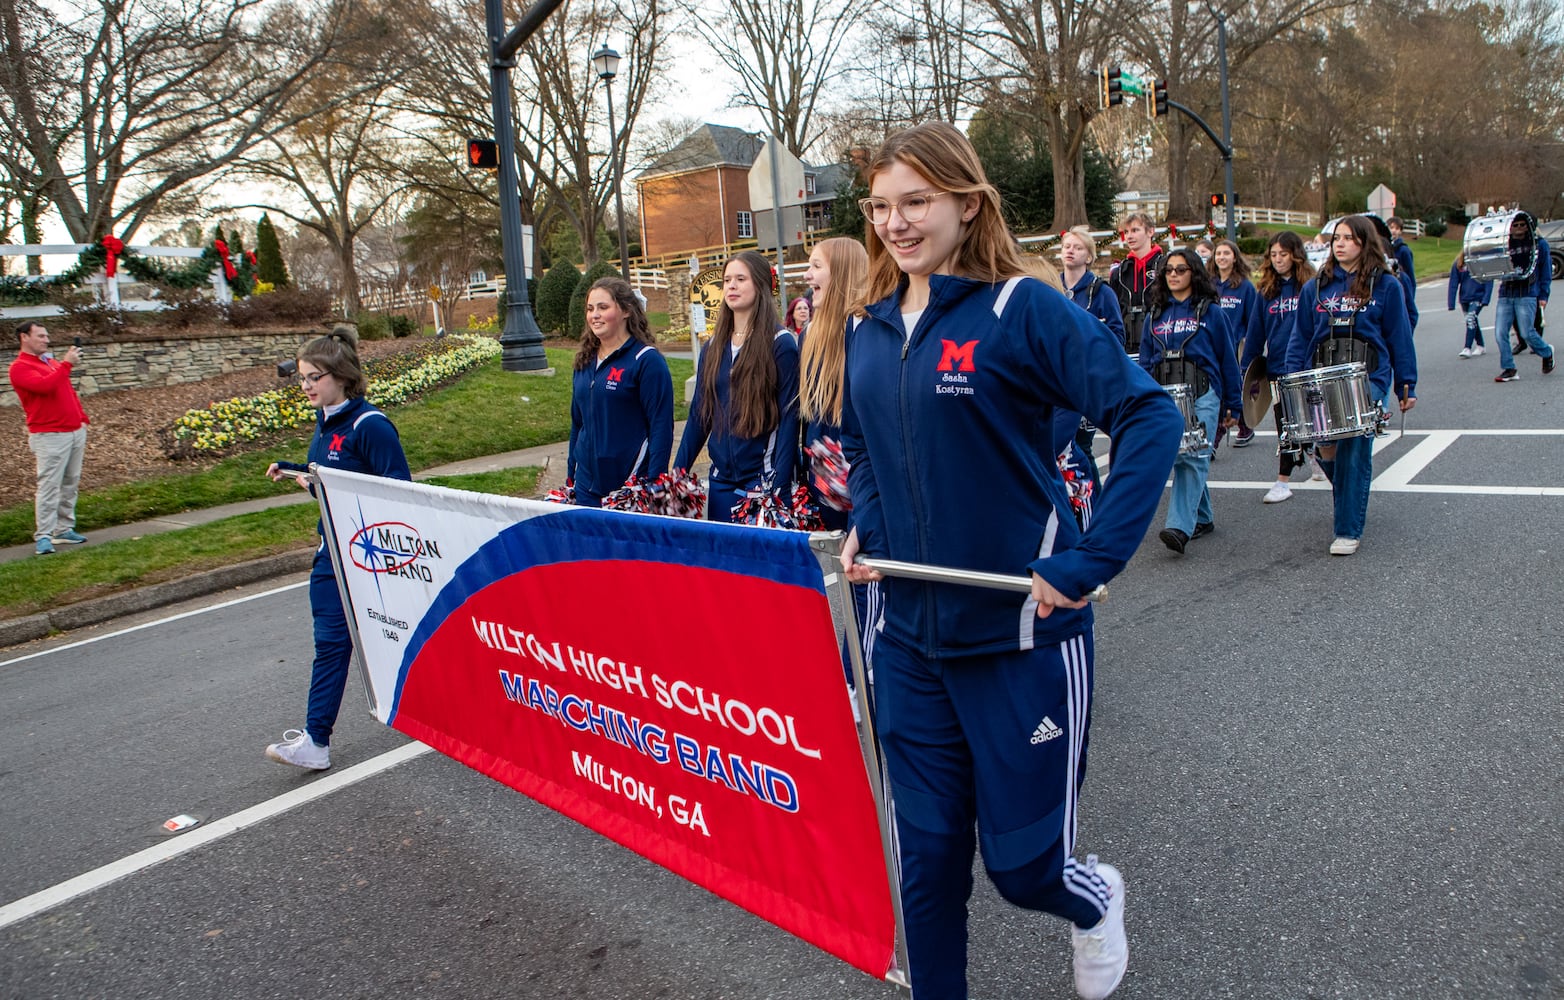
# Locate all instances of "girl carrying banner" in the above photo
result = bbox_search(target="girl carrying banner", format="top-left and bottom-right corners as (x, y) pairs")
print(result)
(839, 122), (1183, 1000)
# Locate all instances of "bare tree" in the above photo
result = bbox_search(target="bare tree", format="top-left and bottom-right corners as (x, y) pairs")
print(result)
(696, 0), (872, 158)
(0, 0), (366, 243)
(394, 0), (670, 267)
(837, 0), (979, 136)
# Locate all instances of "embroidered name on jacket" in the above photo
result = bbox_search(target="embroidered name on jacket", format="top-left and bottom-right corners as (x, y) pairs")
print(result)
(1152, 317), (1203, 337)
(1317, 294), (1375, 313)
(934, 339), (977, 396)
(606, 365), (625, 388)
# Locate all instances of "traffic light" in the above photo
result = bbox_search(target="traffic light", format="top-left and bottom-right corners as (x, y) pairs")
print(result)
(1153, 79), (1169, 117)
(1210, 193), (1225, 208)
(466, 138), (499, 169)
(1100, 65), (1123, 109)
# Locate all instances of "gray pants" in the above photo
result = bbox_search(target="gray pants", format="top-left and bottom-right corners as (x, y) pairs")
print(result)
(29, 426), (86, 541)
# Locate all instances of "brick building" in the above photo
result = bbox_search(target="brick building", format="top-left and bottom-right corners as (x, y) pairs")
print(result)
(636, 124), (849, 260)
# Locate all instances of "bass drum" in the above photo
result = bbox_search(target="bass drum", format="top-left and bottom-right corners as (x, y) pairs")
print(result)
(1463, 210), (1536, 283)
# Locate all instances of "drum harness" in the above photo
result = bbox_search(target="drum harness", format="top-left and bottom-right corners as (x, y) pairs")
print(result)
(1308, 270), (1393, 434)
(1149, 297), (1214, 398)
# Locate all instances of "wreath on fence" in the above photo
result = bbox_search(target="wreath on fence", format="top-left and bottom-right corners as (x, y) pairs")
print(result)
(0, 233), (256, 307)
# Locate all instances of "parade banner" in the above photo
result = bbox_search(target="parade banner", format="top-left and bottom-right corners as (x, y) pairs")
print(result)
(313, 468), (897, 978)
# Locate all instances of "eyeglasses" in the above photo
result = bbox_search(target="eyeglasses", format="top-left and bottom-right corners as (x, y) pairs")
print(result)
(299, 371), (330, 386)
(1164, 265), (1193, 276)
(858, 191), (949, 225)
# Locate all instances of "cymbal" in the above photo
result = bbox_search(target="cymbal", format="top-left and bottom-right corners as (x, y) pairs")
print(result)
(1242, 355), (1273, 428)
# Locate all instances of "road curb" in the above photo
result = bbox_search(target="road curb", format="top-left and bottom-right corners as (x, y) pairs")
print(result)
(0, 549), (313, 649)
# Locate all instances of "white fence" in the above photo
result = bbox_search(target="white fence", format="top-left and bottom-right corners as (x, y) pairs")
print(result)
(0, 244), (231, 319)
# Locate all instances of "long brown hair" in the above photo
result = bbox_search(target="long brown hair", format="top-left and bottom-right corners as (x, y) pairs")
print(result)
(799, 237), (868, 426)
(1214, 238), (1251, 288)
(698, 251), (783, 439)
(574, 276), (653, 372)
(862, 122), (1028, 305)
(1256, 231), (1314, 299)
(1317, 215), (1388, 306)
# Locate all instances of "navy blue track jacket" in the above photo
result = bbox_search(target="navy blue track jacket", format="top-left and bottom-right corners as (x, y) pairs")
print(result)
(302, 396), (411, 538)
(1288, 269), (1417, 399)
(1217, 278), (1263, 352)
(674, 330), (800, 491)
(842, 274), (1183, 658)
(1240, 275), (1306, 381)
(568, 339), (674, 497)
(1390, 237), (1419, 328)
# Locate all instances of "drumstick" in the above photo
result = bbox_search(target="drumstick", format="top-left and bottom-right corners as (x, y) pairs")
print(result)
(1399, 386), (1407, 437)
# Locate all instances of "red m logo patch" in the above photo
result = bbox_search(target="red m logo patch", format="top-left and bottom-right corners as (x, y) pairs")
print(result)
(330, 433), (345, 450)
(608, 366), (625, 381)
(937, 339), (978, 372)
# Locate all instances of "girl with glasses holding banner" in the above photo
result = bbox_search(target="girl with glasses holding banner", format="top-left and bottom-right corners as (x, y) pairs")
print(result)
(567, 277), (674, 507)
(838, 122), (1183, 1000)
(264, 326), (411, 771)
(674, 250), (800, 522)
(1285, 215), (1417, 556)
(1140, 246), (1241, 554)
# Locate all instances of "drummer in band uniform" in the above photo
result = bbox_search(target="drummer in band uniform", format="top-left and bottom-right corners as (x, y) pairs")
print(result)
(1286, 215), (1417, 556)
(1138, 246), (1241, 554)
(1241, 231), (1316, 505)
(1107, 212), (1164, 354)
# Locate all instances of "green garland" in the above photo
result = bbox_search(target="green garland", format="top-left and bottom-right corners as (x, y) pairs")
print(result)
(0, 239), (256, 306)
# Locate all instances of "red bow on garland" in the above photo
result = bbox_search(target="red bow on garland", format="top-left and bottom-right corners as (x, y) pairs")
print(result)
(246, 251), (257, 266)
(101, 235), (125, 277)
(1167, 223), (1181, 240)
(213, 239), (237, 280)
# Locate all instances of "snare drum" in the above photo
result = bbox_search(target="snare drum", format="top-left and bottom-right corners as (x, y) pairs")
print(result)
(1164, 382), (1209, 455)
(1276, 362), (1378, 443)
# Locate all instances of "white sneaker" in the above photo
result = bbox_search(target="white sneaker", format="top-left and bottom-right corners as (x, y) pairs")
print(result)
(1329, 537), (1360, 556)
(1471, 345), (1486, 356)
(1263, 482), (1293, 504)
(265, 728), (331, 770)
(1072, 859), (1128, 999)
(1309, 457), (1327, 482)
(1458, 347), (1472, 358)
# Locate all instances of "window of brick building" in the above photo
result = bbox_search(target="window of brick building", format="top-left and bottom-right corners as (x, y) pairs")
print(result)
(736, 211), (753, 238)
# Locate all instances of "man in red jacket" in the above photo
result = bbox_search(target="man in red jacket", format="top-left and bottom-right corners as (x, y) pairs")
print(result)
(9, 321), (89, 555)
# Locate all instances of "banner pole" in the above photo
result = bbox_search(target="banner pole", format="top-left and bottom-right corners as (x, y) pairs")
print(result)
(311, 464), (381, 716)
(809, 531), (911, 988)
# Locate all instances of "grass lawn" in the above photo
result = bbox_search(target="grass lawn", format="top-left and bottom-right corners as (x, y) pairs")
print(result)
(0, 466), (541, 619)
(0, 348), (694, 547)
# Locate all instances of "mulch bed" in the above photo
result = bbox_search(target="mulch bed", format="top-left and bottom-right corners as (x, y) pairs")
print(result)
(1, 337), (431, 510)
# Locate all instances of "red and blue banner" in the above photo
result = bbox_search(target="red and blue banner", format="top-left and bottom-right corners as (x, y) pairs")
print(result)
(315, 469), (896, 977)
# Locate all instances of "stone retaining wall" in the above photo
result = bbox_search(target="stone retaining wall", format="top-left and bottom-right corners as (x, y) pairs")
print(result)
(2, 328), (322, 407)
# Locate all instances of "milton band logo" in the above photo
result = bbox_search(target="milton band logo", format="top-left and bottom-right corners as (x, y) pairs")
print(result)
(937, 339), (978, 372)
(349, 520), (444, 582)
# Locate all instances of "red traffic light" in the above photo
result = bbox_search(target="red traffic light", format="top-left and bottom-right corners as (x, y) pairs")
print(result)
(466, 139), (499, 170)
(1210, 193), (1225, 207)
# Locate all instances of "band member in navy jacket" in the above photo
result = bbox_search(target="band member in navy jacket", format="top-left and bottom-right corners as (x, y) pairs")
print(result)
(674, 251), (800, 521)
(839, 122), (1182, 1000)
(1445, 252), (1492, 358)
(1059, 227), (1126, 344)
(1138, 246), (1240, 553)
(568, 277), (674, 506)
(1242, 231), (1316, 504)
(1287, 215), (1417, 555)
(264, 327), (411, 772)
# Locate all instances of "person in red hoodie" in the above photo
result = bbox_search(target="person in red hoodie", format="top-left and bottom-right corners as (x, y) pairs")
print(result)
(9, 322), (90, 555)
(1106, 212), (1165, 353)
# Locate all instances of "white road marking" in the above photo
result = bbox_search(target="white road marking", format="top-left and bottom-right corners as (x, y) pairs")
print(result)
(0, 740), (433, 930)
(0, 581), (308, 667)
(1372, 430), (1462, 488)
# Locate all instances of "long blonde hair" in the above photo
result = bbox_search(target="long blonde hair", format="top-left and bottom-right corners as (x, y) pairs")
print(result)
(799, 237), (868, 426)
(862, 122), (1028, 305)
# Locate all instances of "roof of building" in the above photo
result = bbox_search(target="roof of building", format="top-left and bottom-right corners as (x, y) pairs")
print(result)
(639, 124), (766, 180)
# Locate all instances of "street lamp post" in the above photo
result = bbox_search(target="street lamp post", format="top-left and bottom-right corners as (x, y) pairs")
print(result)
(593, 43), (631, 281)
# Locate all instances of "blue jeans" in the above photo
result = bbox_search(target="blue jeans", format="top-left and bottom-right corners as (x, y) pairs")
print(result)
(1495, 296), (1553, 369)
(1165, 387), (1218, 535)
(306, 547), (355, 746)
(1462, 304), (1485, 348)
(1317, 432), (1373, 540)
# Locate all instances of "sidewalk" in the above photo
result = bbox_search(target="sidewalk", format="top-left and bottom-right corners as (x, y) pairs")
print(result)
(0, 423), (696, 647)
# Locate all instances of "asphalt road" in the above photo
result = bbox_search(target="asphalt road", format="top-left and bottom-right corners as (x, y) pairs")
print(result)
(2, 284), (1560, 1000)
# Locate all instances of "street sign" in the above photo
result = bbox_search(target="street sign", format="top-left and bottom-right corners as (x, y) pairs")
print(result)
(428, 286), (442, 301)
(748, 137), (807, 213)
(1368, 184), (1396, 217)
